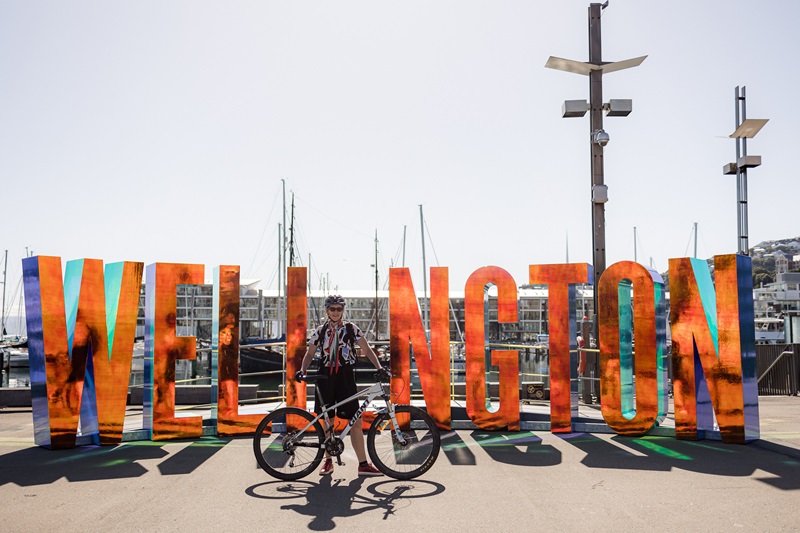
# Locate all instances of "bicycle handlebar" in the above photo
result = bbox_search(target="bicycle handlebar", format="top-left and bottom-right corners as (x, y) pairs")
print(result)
(294, 367), (391, 383)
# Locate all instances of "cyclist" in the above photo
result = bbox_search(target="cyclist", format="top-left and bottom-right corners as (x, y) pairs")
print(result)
(298, 294), (385, 476)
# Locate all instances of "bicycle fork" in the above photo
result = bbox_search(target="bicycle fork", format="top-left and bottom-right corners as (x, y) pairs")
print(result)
(384, 403), (409, 446)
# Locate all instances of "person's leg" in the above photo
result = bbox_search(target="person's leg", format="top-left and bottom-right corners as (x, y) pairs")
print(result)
(336, 366), (368, 463)
(315, 373), (335, 474)
(349, 417), (367, 463)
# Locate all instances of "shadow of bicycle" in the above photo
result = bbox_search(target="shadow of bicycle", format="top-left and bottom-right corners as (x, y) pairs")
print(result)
(245, 477), (445, 530)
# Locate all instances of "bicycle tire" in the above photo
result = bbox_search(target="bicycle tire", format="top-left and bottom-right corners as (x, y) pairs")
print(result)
(253, 407), (325, 481)
(367, 405), (440, 480)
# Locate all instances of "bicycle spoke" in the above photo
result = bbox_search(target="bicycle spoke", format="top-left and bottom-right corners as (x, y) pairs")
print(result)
(254, 407), (325, 481)
(367, 405), (440, 480)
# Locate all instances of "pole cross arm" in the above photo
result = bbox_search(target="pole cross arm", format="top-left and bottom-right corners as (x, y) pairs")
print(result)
(545, 55), (647, 76)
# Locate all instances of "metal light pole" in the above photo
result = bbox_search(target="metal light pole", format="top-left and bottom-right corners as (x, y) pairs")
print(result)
(588, 3), (606, 292)
(722, 86), (768, 255)
(546, 2), (646, 336)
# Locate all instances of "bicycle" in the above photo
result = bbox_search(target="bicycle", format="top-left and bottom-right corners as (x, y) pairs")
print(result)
(253, 369), (440, 481)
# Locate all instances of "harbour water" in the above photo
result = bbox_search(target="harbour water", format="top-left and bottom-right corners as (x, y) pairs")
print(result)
(2, 344), (554, 403)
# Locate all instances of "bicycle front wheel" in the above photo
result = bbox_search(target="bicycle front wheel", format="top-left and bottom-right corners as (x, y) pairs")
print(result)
(253, 407), (324, 481)
(367, 405), (440, 480)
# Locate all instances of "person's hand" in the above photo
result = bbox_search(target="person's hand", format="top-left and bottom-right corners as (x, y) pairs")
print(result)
(294, 370), (306, 382)
(376, 366), (391, 381)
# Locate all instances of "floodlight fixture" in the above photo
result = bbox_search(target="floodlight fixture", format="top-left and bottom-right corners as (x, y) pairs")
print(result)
(737, 155), (762, 169)
(563, 100), (589, 118)
(604, 99), (632, 117)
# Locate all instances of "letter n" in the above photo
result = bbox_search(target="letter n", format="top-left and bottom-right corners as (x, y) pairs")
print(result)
(669, 255), (759, 443)
(389, 267), (450, 429)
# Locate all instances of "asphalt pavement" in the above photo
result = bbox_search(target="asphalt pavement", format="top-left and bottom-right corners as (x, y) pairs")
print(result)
(1, 396), (799, 532)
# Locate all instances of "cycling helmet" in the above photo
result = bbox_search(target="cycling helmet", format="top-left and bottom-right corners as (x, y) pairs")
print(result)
(324, 294), (346, 309)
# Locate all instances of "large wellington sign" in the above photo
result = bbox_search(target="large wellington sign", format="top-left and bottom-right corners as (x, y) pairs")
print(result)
(22, 254), (759, 449)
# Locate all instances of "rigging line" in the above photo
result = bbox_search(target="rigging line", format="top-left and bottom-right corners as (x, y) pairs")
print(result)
(294, 194), (373, 239)
(264, 259), (279, 291)
(423, 218), (442, 266)
(293, 219), (315, 268)
(4, 276), (22, 320)
(683, 225), (694, 258)
(422, 218), (464, 342)
(251, 225), (280, 282)
(248, 191), (280, 275)
(636, 229), (649, 266)
(699, 231), (711, 260)
(391, 238), (404, 268)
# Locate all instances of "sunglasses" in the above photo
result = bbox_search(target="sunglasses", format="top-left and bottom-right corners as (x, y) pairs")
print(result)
(328, 307), (344, 313)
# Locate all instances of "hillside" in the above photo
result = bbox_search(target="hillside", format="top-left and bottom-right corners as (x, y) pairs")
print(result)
(751, 237), (800, 286)
(656, 236), (800, 290)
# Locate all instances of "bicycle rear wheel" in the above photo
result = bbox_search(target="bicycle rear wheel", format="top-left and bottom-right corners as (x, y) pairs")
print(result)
(253, 407), (325, 481)
(367, 405), (440, 480)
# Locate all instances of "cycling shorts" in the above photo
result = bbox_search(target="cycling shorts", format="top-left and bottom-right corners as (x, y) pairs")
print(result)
(314, 364), (359, 420)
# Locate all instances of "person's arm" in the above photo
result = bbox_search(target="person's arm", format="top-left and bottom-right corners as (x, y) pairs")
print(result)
(357, 337), (383, 369)
(300, 343), (317, 374)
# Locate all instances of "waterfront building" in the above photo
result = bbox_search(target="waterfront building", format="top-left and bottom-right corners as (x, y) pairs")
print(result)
(135, 284), (596, 343)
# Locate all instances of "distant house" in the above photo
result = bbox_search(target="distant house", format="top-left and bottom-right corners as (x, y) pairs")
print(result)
(775, 251), (789, 276)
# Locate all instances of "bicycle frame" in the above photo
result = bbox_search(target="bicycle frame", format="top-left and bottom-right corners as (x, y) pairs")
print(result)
(293, 378), (407, 447)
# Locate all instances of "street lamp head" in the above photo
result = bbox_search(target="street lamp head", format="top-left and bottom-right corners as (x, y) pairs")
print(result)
(593, 129), (610, 147)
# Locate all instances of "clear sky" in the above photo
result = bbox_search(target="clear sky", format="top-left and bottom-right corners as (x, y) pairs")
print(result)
(1, 0), (798, 315)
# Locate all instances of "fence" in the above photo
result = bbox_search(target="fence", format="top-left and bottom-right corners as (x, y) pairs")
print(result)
(756, 344), (799, 396)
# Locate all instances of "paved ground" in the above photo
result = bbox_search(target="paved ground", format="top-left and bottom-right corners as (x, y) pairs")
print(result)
(1, 397), (800, 532)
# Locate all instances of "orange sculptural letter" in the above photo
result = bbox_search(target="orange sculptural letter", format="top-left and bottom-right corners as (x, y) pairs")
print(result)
(389, 267), (451, 429)
(212, 265), (264, 435)
(286, 267), (308, 412)
(669, 255), (759, 443)
(529, 263), (591, 433)
(465, 266), (519, 430)
(598, 261), (665, 436)
(143, 263), (204, 440)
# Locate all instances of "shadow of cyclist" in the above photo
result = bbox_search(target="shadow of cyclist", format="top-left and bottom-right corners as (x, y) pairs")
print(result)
(246, 475), (445, 530)
(280, 476), (373, 530)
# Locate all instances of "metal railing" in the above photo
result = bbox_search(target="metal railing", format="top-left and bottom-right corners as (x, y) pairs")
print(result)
(756, 344), (799, 396)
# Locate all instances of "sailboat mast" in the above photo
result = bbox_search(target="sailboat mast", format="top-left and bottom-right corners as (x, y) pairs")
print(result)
(1, 250), (7, 336)
(289, 193), (296, 267)
(281, 179), (287, 336)
(634, 226), (638, 263)
(419, 205), (428, 331)
(277, 223), (282, 336)
(694, 222), (698, 259)
(374, 230), (380, 340)
(402, 225), (407, 267)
